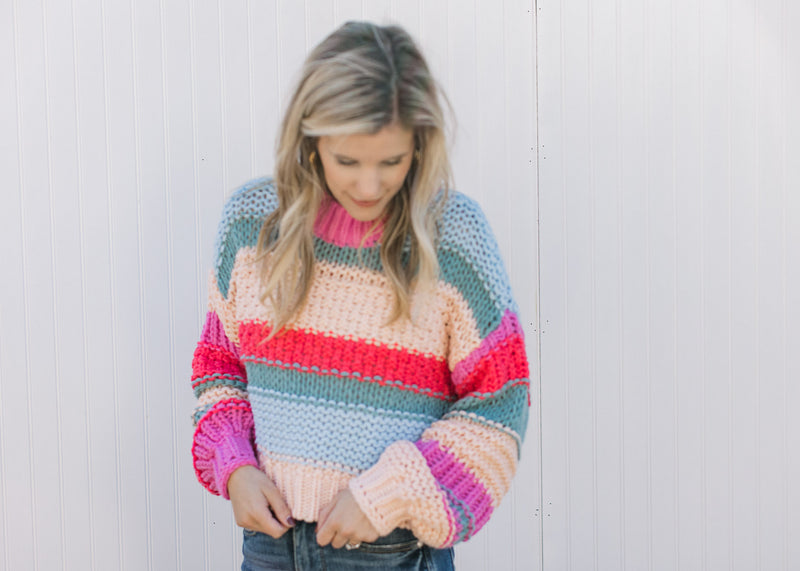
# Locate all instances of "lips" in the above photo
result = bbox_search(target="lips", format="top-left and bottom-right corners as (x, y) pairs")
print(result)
(351, 198), (381, 208)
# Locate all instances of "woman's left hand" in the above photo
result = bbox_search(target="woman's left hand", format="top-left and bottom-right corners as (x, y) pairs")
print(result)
(316, 488), (380, 549)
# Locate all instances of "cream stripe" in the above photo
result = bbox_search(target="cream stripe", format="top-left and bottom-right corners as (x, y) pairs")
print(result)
(198, 386), (248, 407)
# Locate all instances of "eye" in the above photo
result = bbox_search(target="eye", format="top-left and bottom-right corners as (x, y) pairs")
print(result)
(382, 158), (403, 166)
(336, 158), (357, 166)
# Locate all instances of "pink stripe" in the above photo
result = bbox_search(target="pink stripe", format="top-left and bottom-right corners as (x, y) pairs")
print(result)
(452, 310), (523, 387)
(416, 440), (494, 538)
(201, 311), (240, 357)
(313, 196), (383, 247)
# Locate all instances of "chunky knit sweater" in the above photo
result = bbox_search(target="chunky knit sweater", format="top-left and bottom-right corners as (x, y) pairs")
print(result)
(190, 176), (530, 548)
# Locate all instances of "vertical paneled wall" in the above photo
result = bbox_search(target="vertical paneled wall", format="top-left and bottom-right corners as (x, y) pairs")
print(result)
(538, 0), (800, 570)
(4, 0), (799, 569)
(0, 1), (538, 570)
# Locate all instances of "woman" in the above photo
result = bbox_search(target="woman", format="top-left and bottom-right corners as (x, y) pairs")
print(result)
(190, 21), (530, 570)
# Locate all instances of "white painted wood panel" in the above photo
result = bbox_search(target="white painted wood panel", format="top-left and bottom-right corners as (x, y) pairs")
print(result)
(538, 1), (800, 570)
(1, 1), (538, 570)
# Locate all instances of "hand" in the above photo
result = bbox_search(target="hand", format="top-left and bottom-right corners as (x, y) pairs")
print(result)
(316, 488), (380, 549)
(227, 465), (294, 539)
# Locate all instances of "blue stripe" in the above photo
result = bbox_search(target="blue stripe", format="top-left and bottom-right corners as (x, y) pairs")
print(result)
(249, 385), (432, 471)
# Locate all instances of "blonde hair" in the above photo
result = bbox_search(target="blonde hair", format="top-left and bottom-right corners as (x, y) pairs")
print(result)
(257, 21), (453, 336)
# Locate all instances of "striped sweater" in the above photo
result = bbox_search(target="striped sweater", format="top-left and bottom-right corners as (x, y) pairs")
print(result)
(190, 177), (530, 548)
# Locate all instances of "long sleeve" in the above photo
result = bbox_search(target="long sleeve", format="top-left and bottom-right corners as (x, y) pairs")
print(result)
(348, 193), (530, 547)
(190, 183), (271, 499)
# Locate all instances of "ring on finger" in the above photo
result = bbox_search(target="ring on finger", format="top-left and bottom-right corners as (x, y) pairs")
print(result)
(345, 541), (361, 550)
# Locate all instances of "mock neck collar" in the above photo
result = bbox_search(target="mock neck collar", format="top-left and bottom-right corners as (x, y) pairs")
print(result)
(313, 195), (384, 248)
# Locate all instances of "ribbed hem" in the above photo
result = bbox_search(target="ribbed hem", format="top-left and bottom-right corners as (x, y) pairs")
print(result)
(258, 449), (353, 522)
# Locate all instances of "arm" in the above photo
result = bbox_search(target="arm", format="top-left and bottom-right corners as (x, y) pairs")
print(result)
(190, 280), (259, 499)
(191, 179), (278, 499)
(347, 194), (531, 548)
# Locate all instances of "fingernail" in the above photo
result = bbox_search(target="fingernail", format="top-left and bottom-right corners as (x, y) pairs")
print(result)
(287, 517), (296, 527)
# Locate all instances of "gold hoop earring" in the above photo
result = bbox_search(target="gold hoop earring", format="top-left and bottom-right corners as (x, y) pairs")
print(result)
(309, 150), (317, 164)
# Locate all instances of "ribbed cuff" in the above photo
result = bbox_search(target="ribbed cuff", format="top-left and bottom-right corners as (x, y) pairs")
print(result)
(192, 399), (257, 498)
(212, 434), (259, 500)
(349, 440), (454, 548)
(349, 461), (408, 536)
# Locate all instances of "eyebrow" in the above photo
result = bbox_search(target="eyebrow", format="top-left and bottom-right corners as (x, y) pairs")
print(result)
(333, 152), (409, 162)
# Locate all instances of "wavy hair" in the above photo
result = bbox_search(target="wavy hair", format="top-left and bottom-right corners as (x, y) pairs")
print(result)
(257, 21), (453, 336)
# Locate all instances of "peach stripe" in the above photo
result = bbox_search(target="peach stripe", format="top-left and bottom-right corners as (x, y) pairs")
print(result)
(231, 248), (484, 360)
(421, 417), (518, 507)
(208, 271), (240, 346)
(257, 446), (354, 523)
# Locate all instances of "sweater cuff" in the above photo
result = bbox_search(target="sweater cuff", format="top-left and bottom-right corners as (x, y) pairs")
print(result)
(191, 400), (258, 499)
(349, 440), (451, 547)
(212, 434), (260, 500)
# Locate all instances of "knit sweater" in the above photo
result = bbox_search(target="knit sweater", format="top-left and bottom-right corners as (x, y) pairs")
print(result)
(190, 176), (530, 548)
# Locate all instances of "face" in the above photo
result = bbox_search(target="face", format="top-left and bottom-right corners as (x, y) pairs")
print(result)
(316, 123), (415, 222)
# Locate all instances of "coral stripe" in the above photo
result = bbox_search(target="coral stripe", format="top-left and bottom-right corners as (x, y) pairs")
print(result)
(191, 342), (245, 381)
(238, 322), (453, 395)
(452, 310), (522, 386)
(454, 334), (529, 397)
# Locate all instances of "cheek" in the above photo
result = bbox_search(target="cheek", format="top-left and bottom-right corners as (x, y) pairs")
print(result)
(386, 164), (412, 190)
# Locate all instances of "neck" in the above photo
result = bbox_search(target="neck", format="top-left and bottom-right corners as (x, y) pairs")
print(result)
(313, 195), (384, 248)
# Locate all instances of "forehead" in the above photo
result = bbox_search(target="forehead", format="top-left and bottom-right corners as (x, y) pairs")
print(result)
(319, 123), (414, 158)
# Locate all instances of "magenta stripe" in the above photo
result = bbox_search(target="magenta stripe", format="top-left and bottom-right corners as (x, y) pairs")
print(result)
(416, 439), (494, 537)
(313, 196), (383, 247)
(201, 311), (240, 356)
(452, 310), (522, 388)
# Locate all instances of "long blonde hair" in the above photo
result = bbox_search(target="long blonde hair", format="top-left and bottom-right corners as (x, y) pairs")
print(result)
(257, 21), (453, 336)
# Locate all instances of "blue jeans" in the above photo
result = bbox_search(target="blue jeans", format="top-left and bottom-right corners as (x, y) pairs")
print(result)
(241, 522), (455, 570)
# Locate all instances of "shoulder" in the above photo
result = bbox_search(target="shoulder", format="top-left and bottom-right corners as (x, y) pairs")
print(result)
(212, 176), (277, 294)
(217, 177), (278, 237)
(436, 189), (501, 266)
(435, 190), (519, 329)
(436, 190), (491, 244)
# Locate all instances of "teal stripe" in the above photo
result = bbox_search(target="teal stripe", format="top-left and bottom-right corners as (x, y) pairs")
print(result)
(213, 178), (277, 298)
(438, 191), (519, 316)
(243, 361), (452, 419)
(193, 374), (247, 398)
(445, 381), (530, 447)
(192, 403), (214, 425)
(437, 248), (507, 339)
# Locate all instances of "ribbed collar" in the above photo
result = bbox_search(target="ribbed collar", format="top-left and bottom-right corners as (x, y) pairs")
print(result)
(313, 196), (384, 248)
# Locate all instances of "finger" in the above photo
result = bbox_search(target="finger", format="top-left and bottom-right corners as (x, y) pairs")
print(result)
(262, 483), (294, 528)
(331, 531), (350, 550)
(252, 508), (289, 539)
(316, 517), (337, 547)
(316, 498), (334, 532)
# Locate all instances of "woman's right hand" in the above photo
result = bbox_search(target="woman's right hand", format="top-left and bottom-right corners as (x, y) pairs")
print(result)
(227, 465), (295, 538)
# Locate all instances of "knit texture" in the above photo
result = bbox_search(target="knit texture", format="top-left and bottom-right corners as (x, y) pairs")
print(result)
(190, 177), (530, 547)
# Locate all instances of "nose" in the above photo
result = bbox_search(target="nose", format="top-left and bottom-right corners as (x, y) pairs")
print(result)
(354, 169), (382, 200)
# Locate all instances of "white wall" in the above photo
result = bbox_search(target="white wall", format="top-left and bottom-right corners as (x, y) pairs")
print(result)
(0, 1), (538, 570)
(538, 0), (800, 570)
(2, 0), (798, 570)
